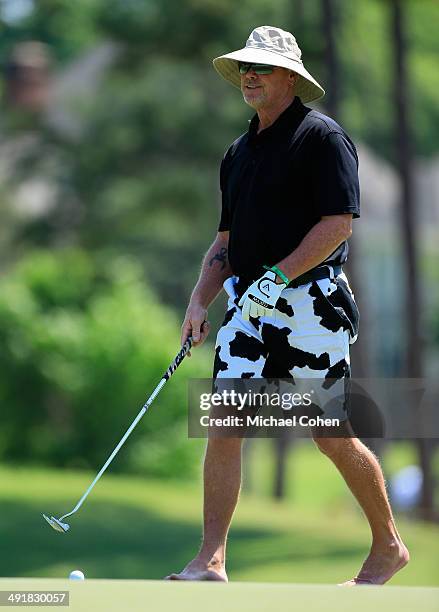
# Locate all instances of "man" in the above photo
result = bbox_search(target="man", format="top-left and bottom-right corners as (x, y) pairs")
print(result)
(166, 26), (409, 585)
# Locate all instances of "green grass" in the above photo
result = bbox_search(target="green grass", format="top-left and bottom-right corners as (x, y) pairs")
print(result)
(0, 579), (438, 612)
(0, 441), (438, 587)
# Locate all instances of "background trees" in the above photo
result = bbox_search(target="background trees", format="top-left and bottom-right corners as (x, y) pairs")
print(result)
(0, 0), (438, 514)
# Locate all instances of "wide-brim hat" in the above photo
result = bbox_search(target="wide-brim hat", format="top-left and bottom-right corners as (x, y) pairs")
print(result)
(213, 26), (325, 104)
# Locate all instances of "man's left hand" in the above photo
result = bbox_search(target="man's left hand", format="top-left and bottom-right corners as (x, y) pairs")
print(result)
(238, 270), (287, 321)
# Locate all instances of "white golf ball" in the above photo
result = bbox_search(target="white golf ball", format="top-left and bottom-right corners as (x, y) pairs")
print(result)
(69, 570), (85, 581)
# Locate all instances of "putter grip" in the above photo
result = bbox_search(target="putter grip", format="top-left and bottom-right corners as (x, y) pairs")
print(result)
(163, 336), (193, 380)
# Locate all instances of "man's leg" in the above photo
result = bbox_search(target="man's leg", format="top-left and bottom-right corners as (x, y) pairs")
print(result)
(280, 274), (408, 584)
(165, 436), (243, 581)
(312, 423), (409, 585)
(166, 279), (266, 581)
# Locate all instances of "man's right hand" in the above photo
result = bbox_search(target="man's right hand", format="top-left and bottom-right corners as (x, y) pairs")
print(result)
(181, 302), (210, 357)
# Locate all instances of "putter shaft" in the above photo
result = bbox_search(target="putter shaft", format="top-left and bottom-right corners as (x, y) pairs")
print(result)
(44, 337), (192, 531)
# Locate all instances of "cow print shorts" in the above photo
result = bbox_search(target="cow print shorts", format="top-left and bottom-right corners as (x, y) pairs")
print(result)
(213, 272), (360, 421)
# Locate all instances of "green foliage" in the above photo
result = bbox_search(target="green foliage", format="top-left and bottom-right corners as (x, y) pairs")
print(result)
(2, 0), (437, 315)
(340, 0), (439, 158)
(0, 248), (208, 477)
(0, 0), (104, 63)
(0, 2), (438, 473)
(25, 57), (246, 307)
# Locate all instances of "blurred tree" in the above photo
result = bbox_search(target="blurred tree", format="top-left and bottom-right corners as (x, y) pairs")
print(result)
(321, 0), (376, 462)
(1, 0), (438, 319)
(390, 0), (435, 520)
(0, 0), (438, 496)
(340, 0), (439, 158)
(0, 0), (105, 63)
(0, 248), (208, 477)
(272, 430), (290, 499)
(321, 0), (339, 120)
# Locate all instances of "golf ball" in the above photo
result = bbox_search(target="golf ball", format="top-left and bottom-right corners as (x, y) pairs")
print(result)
(69, 570), (85, 581)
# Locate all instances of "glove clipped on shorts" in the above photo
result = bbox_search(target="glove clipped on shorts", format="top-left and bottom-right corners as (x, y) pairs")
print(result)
(238, 269), (287, 321)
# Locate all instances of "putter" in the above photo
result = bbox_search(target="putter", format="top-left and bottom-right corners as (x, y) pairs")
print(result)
(43, 337), (193, 533)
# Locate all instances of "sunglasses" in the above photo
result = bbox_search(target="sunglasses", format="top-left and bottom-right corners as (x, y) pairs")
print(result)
(238, 62), (276, 75)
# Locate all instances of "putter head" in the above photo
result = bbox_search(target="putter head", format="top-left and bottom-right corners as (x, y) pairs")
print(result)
(43, 514), (70, 533)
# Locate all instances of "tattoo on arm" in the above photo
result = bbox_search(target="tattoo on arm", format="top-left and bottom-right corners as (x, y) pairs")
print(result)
(209, 247), (228, 270)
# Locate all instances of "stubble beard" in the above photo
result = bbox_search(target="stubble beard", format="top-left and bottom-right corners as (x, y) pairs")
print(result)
(242, 88), (267, 110)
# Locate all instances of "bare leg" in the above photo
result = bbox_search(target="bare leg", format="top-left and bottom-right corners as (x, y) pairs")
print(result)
(165, 436), (243, 581)
(312, 422), (409, 585)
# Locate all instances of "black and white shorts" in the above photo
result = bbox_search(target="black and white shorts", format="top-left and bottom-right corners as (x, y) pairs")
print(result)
(213, 271), (360, 421)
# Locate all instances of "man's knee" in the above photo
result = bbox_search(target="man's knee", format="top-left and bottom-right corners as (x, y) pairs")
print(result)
(206, 436), (243, 454)
(312, 435), (346, 458)
(311, 420), (356, 458)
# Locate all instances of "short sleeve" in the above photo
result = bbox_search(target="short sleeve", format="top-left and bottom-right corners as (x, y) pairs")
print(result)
(218, 154), (231, 231)
(312, 132), (360, 218)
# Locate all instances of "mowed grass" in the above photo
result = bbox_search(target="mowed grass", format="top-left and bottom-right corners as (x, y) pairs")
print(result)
(0, 440), (438, 587)
(0, 579), (438, 612)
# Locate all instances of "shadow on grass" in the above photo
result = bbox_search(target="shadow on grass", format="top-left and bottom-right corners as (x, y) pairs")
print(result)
(228, 524), (366, 576)
(0, 498), (365, 579)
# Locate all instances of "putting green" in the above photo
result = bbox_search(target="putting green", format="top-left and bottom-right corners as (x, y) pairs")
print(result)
(0, 579), (438, 612)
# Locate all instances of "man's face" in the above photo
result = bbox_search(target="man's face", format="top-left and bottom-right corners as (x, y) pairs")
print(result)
(240, 64), (295, 110)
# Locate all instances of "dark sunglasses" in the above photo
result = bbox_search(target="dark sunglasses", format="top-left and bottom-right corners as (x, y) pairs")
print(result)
(238, 62), (276, 75)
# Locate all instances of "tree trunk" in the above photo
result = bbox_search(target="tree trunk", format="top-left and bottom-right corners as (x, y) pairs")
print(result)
(322, 0), (375, 461)
(390, 0), (434, 519)
(290, 0), (305, 34)
(273, 433), (291, 499)
(321, 0), (340, 120)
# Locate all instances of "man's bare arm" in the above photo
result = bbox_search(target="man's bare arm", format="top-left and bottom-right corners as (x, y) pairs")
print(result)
(274, 214), (353, 282)
(191, 231), (232, 308)
(181, 231), (231, 349)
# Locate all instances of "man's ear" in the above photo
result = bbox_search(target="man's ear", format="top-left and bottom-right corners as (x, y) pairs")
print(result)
(289, 71), (298, 85)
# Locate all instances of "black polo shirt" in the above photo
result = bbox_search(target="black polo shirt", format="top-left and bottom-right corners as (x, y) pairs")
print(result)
(218, 96), (360, 282)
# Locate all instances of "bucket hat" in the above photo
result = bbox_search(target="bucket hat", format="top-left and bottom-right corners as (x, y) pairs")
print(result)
(213, 26), (325, 103)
